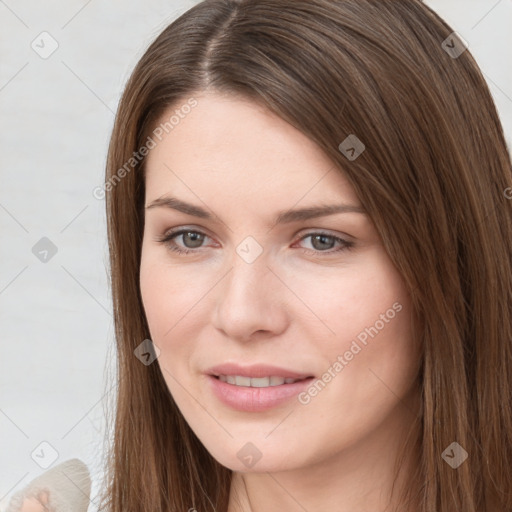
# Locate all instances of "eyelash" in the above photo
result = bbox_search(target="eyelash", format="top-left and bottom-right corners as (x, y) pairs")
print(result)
(155, 228), (355, 257)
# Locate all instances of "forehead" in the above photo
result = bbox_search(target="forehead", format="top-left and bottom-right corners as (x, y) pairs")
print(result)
(144, 92), (360, 213)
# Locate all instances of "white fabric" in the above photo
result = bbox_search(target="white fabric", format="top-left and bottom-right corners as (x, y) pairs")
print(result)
(5, 459), (91, 512)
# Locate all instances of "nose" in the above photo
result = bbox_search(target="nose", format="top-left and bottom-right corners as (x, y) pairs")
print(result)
(211, 245), (289, 343)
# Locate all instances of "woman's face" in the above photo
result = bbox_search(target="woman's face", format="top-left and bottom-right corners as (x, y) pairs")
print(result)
(140, 91), (421, 473)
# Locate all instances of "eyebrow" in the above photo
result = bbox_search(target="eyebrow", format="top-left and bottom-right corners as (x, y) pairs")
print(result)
(145, 196), (367, 224)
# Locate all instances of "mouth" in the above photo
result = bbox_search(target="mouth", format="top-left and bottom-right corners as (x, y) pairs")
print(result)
(204, 363), (315, 411)
(212, 374), (312, 387)
(207, 374), (315, 412)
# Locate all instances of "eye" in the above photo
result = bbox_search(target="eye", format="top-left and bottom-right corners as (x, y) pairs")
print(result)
(155, 229), (211, 255)
(294, 232), (355, 256)
(155, 228), (355, 256)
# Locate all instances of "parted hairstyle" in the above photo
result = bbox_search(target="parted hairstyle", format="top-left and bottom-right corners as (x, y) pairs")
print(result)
(98, 1), (512, 511)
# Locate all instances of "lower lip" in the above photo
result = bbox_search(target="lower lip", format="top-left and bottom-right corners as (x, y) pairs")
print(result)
(206, 375), (315, 412)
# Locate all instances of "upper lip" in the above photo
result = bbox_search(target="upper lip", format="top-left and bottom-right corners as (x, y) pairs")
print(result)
(206, 363), (314, 379)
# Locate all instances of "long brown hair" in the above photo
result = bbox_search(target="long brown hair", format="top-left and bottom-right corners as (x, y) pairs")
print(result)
(98, 1), (512, 510)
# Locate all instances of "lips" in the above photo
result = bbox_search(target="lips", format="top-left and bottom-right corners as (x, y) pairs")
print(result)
(204, 363), (316, 412)
(207, 374), (315, 412)
(218, 375), (304, 387)
(205, 362), (314, 380)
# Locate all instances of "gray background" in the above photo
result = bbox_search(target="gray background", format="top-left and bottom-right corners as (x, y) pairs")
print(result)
(1, 1), (511, 510)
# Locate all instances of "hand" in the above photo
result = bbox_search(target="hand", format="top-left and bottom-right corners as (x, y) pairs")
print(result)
(17, 491), (49, 512)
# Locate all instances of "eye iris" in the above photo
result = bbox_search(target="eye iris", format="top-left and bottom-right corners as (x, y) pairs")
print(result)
(183, 231), (204, 248)
(311, 234), (334, 251)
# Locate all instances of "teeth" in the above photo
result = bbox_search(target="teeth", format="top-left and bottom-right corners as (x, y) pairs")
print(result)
(235, 376), (252, 387)
(217, 375), (303, 387)
(250, 377), (273, 387)
(271, 376), (287, 386)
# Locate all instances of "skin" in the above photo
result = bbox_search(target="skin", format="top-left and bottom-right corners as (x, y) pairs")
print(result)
(18, 491), (48, 512)
(140, 91), (422, 512)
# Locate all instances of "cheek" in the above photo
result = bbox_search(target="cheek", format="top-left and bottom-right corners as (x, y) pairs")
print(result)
(291, 251), (419, 411)
(140, 260), (172, 340)
(139, 252), (205, 342)
(139, 258), (201, 396)
(289, 251), (410, 345)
